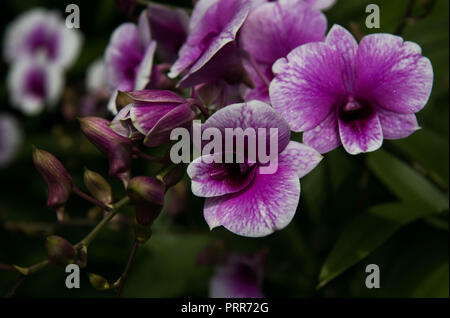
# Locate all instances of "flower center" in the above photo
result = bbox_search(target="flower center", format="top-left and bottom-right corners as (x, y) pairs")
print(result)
(209, 162), (253, 181)
(338, 97), (374, 123)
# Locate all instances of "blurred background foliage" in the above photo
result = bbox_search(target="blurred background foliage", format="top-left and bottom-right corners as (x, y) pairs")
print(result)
(0, 0), (448, 297)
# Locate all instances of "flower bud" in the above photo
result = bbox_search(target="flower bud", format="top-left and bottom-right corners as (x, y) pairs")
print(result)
(84, 168), (113, 204)
(163, 164), (186, 188)
(111, 90), (196, 148)
(88, 273), (111, 291)
(79, 117), (133, 181)
(127, 176), (166, 226)
(32, 147), (72, 212)
(45, 235), (76, 267)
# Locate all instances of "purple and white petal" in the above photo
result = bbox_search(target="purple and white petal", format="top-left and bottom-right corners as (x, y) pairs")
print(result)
(203, 147), (301, 237)
(240, 0), (327, 65)
(270, 42), (346, 132)
(130, 103), (177, 135)
(105, 23), (145, 92)
(354, 34), (433, 114)
(303, 112), (341, 154)
(202, 100), (291, 154)
(326, 24), (358, 92)
(110, 104), (143, 141)
(127, 89), (186, 104)
(143, 103), (196, 147)
(377, 108), (420, 140)
(134, 41), (156, 90)
(0, 114), (22, 168)
(137, 9), (152, 48)
(169, 0), (250, 86)
(338, 109), (383, 155)
(280, 141), (323, 178)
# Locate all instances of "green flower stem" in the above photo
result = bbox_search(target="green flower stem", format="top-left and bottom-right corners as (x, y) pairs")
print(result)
(395, 0), (437, 35)
(75, 196), (130, 249)
(116, 240), (139, 297)
(5, 196), (130, 281)
(13, 259), (49, 276)
(72, 185), (112, 211)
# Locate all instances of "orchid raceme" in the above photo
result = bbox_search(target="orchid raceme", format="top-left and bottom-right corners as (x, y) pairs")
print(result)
(270, 25), (433, 155)
(2, 0), (444, 300)
(187, 101), (323, 237)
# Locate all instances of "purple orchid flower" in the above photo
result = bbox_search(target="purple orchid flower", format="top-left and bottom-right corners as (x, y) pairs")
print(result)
(270, 25), (433, 154)
(104, 11), (157, 113)
(0, 114), (22, 168)
(187, 101), (322, 237)
(209, 252), (266, 298)
(146, 2), (189, 63)
(110, 90), (196, 147)
(3, 8), (82, 69)
(7, 54), (64, 115)
(168, 0), (251, 88)
(239, 0), (327, 103)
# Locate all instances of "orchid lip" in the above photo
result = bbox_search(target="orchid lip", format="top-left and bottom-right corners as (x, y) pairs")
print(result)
(338, 96), (375, 123)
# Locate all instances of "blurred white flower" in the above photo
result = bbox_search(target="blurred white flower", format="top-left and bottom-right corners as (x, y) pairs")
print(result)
(86, 58), (107, 94)
(3, 7), (82, 69)
(7, 54), (64, 115)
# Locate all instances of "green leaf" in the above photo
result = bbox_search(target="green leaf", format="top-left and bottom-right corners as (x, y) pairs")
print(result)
(318, 202), (433, 288)
(389, 129), (449, 187)
(367, 150), (448, 213)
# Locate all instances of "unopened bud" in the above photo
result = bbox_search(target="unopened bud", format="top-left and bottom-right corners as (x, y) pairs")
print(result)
(79, 117), (132, 181)
(32, 147), (72, 212)
(127, 176), (165, 226)
(163, 164), (186, 187)
(45, 235), (76, 267)
(88, 273), (111, 291)
(84, 168), (113, 204)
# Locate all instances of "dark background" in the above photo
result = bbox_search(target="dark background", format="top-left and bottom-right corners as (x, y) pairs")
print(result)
(0, 0), (448, 297)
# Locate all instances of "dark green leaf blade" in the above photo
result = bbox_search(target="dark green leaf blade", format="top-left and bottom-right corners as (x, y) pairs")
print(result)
(318, 202), (433, 288)
(367, 150), (448, 212)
